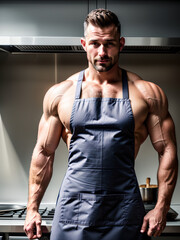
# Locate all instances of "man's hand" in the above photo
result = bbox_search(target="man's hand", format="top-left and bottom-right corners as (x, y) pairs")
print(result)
(140, 207), (167, 237)
(24, 210), (42, 239)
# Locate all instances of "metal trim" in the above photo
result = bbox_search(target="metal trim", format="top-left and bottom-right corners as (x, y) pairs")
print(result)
(0, 37), (180, 53)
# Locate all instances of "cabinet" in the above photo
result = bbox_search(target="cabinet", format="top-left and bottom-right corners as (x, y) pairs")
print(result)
(0, 1), (89, 37)
(106, 1), (180, 37)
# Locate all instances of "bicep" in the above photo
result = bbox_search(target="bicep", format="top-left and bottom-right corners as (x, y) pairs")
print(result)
(36, 113), (62, 155)
(147, 112), (177, 162)
(145, 83), (176, 155)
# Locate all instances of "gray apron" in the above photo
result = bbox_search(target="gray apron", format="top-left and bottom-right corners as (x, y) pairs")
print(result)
(50, 69), (149, 240)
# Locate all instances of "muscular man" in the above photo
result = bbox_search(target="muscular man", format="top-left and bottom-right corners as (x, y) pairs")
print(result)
(24, 9), (178, 240)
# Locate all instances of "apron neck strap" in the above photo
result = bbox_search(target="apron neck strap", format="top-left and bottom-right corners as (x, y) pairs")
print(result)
(75, 70), (84, 99)
(122, 69), (129, 99)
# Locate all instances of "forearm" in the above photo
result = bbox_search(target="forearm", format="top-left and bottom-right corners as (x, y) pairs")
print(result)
(27, 146), (54, 211)
(155, 150), (178, 212)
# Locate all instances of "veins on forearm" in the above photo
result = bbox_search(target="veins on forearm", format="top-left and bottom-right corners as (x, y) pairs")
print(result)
(29, 149), (54, 202)
(157, 151), (178, 208)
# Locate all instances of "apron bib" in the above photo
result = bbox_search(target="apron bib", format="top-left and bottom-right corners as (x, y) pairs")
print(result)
(50, 69), (148, 240)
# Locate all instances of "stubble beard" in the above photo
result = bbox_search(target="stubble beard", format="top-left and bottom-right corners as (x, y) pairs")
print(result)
(92, 55), (119, 72)
(93, 63), (113, 72)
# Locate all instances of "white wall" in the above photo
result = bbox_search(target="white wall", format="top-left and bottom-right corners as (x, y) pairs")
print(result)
(0, 52), (179, 204)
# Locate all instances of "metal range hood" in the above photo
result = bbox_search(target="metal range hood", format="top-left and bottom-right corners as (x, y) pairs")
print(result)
(0, 36), (180, 54)
(1, 1), (180, 54)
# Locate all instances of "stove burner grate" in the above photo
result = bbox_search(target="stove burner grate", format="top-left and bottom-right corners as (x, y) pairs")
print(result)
(0, 208), (55, 220)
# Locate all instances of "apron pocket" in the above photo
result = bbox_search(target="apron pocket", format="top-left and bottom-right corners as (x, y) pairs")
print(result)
(59, 193), (127, 226)
(59, 195), (80, 224)
(124, 194), (145, 225)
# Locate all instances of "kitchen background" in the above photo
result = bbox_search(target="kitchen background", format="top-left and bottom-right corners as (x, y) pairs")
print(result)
(0, 0), (180, 206)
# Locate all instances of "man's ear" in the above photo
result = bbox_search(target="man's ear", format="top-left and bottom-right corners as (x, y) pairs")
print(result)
(119, 37), (125, 52)
(81, 38), (87, 52)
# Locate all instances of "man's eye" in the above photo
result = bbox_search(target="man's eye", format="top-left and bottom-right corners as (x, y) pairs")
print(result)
(91, 42), (98, 46)
(107, 42), (114, 46)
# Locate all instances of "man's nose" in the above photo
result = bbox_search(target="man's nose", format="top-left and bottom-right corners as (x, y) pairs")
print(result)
(98, 44), (107, 57)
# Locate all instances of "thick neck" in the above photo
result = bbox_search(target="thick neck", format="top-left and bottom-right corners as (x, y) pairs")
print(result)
(86, 63), (122, 84)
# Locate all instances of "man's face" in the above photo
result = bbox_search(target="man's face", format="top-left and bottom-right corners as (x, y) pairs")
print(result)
(81, 24), (124, 72)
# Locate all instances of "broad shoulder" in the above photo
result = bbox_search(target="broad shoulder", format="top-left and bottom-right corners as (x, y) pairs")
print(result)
(127, 70), (168, 116)
(43, 72), (80, 117)
(46, 72), (80, 96)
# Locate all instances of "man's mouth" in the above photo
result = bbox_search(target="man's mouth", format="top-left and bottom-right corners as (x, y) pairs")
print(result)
(96, 58), (110, 63)
(99, 60), (108, 63)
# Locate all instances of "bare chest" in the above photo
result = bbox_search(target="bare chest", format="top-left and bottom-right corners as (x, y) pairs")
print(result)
(58, 81), (148, 132)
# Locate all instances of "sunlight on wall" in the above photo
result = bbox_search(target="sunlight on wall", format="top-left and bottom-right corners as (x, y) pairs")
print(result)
(0, 115), (28, 203)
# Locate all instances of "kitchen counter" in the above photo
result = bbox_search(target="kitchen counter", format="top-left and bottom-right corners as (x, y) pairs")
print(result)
(0, 204), (180, 235)
(157, 204), (180, 235)
(147, 204), (180, 234)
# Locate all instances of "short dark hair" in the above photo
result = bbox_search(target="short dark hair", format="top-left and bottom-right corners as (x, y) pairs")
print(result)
(84, 8), (121, 36)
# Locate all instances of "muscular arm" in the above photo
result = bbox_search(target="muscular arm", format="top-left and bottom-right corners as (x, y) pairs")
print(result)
(141, 83), (178, 237)
(28, 114), (62, 210)
(151, 113), (177, 210)
(24, 87), (63, 239)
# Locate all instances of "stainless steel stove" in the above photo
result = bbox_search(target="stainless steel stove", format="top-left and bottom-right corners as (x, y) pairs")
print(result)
(0, 206), (54, 221)
(0, 204), (177, 221)
(0, 204), (54, 240)
(0, 204), (179, 240)
(144, 204), (178, 221)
